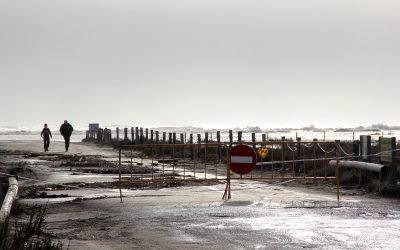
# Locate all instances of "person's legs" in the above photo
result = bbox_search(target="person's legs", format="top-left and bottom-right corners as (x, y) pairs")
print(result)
(44, 137), (50, 151)
(65, 137), (70, 152)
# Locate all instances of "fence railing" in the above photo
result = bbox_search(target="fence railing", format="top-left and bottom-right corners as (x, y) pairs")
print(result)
(117, 141), (340, 202)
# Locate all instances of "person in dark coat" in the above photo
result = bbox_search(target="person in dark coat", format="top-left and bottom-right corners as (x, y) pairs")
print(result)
(59, 120), (74, 152)
(41, 123), (52, 152)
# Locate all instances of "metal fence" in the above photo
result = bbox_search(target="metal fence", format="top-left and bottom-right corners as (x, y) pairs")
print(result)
(117, 141), (340, 202)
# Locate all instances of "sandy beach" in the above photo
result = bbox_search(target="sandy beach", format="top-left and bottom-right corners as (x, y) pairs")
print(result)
(1, 140), (400, 249)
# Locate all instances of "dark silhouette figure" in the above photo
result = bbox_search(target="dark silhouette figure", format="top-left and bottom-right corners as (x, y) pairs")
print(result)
(41, 124), (52, 152)
(59, 120), (74, 152)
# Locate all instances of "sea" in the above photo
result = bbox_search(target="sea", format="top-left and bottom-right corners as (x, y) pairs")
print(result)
(0, 125), (399, 143)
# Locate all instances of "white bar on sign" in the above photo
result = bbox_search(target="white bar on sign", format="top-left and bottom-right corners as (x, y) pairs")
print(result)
(231, 156), (252, 164)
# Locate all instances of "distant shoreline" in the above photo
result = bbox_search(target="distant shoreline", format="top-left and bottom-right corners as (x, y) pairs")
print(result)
(0, 126), (398, 142)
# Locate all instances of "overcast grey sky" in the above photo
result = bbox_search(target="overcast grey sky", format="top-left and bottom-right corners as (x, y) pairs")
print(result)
(1, 0), (399, 129)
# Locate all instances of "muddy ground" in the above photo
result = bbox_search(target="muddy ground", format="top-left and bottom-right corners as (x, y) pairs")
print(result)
(1, 140), (400, 249)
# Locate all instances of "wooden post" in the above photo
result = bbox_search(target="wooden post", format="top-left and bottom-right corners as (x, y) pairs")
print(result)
(392, 139), (397, 183)
(205, 132), (209, 144)
(180, 133), (184, 157)
(217, 131), (221, 162)
(100, 128), (104, 143)
(379, 137), (397, 183)
(124, 128), (128, 140)
(313, 138), (318, 177)
(229, 130), (233, 146)
(95, 129), (100, 142)
(335, 140), (341, 152)
(252, 133), (256, 149)
(360, 135), (372, 162)
(168, 133), (172, 144)
(238, 131), (242, 143)
(359, 135), (372, 185)
(296, 137), (301, 173)
(145, 128), (148, 143)
(173, 133), (176, 144)
(104, 128), (111, 144)
(281, 136), (285, 175)
(116, 127), (120, 141)
(131, 127), (134, 142)
(353, 139), (361, 185)
(335, 140), (342, 183)
(262, 134), (266, 142)
(353, 140), (360, 158)
(104, 129), (107, 143)
(150, 130), (154, 144)
(163, 132), (166, 144)
(140, 128), (144, 144)
(197, 134), (201, 159)
(190, 134), (194, 159)
(135, 127), (139, 144)
(155, 131), (159, 157)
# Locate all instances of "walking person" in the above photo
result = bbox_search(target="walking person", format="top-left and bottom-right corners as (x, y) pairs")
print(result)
(59, 120), (74, 152)
(41, 123), (52, 152)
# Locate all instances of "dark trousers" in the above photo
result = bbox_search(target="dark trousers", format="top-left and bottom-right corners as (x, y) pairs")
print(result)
(64, 136), (70, 152)
(43, 137), (50, 152)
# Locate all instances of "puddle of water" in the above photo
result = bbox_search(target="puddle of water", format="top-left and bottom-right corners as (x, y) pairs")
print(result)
(223, 201), (254, 206)
(46, 173), (117, 184)
(23, 159), (49, 164)
(222, 212), (400, 249)
(358, 211), (398, 218)
(21, 197), (77, 204)
(174, 230), (202, 244)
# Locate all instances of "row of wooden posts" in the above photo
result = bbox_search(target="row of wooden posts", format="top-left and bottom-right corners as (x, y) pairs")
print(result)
(85, 127), (305, 146)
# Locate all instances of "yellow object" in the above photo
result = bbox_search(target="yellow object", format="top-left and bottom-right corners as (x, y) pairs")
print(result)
(258, 146), (268, 159)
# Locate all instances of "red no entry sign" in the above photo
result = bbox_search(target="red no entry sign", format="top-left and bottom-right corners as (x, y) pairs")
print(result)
(230, 145), (257, 175)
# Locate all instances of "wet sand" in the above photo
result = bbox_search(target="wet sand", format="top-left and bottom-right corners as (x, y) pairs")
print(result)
(1, 140), (400, 249)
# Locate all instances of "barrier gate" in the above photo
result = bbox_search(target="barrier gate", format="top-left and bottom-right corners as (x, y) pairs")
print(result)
(118, 141), (340, 202)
